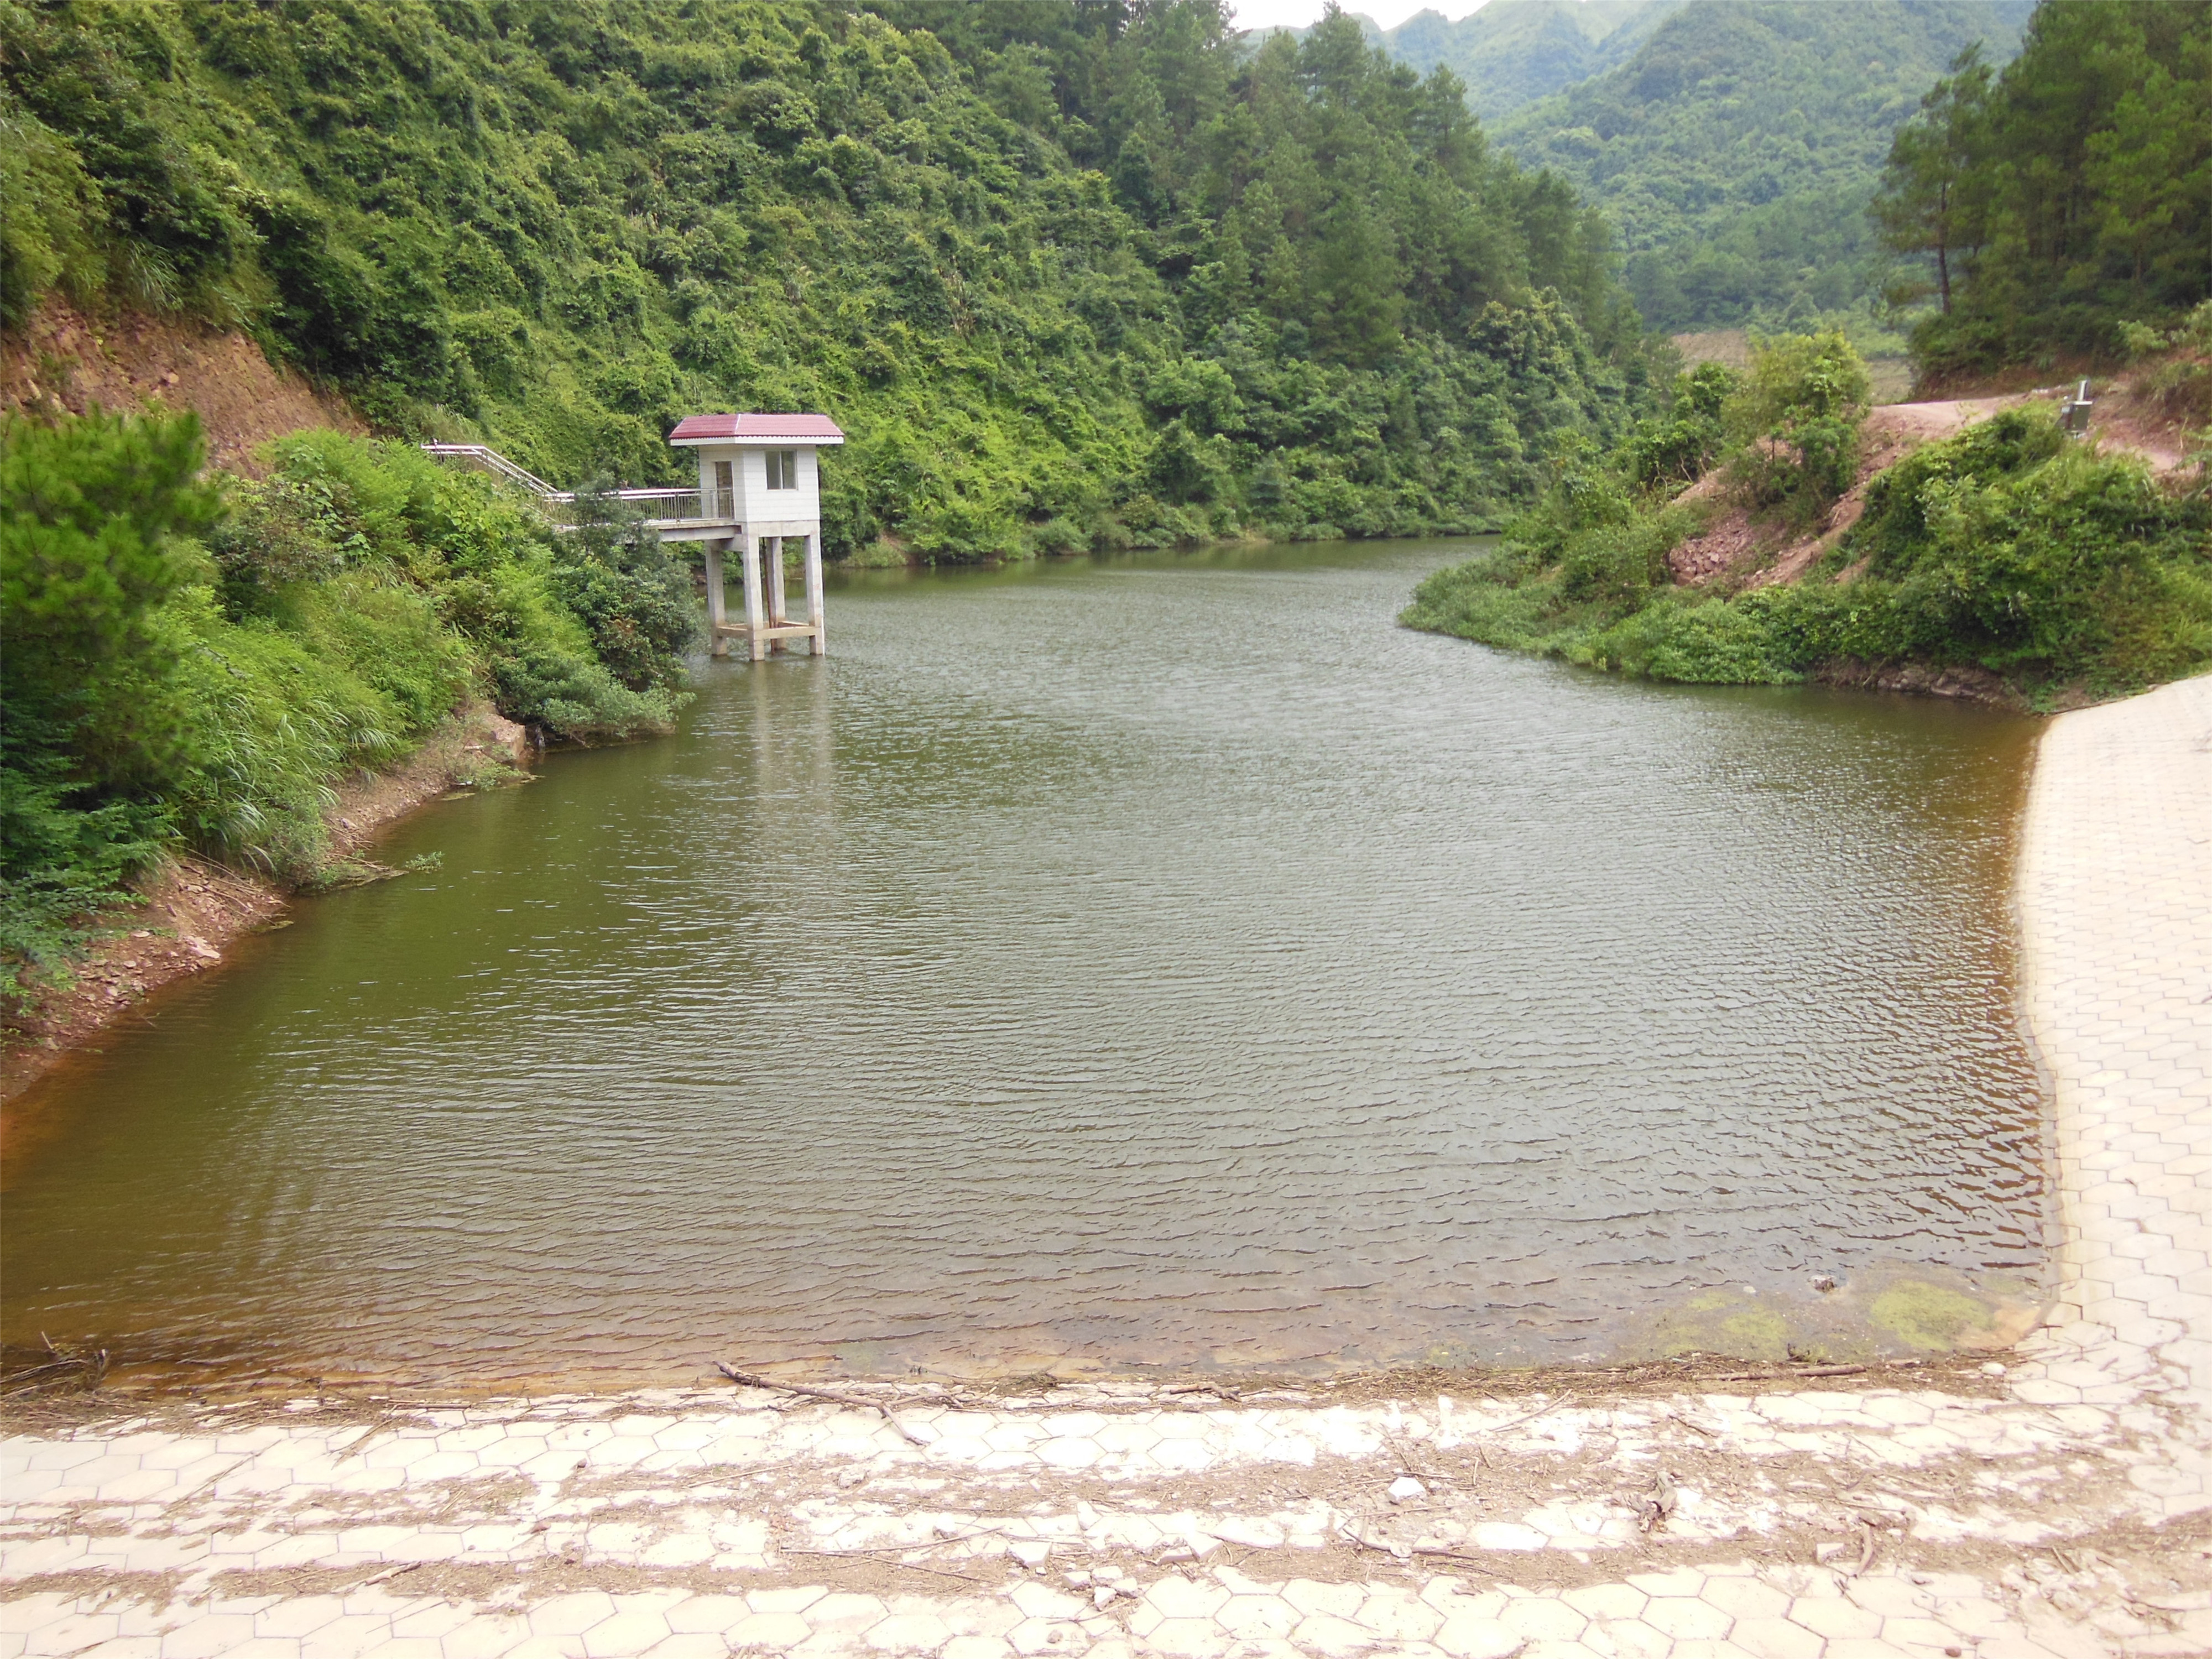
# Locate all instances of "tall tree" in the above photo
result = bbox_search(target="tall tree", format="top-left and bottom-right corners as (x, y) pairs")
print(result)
(1896, 0), (2212, 374)
(1872, 46), (1995, 315)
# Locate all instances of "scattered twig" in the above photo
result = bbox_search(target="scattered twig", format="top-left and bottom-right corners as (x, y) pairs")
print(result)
(1474, 1392), (1580, 1436)
(1707, 1364), (1868, 1384)
(1166, 1383), (1242, 1402)
(1383, 1430), (1452, 1484)
(1829, 1520), (1880, 1581)
(779, 1548), (981, 1583)
(1338, 1527), (1496, 1573)
(717, 1363), (928, 1446)
(339, 1410), (402, 1460)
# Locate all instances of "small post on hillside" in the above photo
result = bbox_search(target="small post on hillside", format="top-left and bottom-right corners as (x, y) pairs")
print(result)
(2061, 379), (2094, 439)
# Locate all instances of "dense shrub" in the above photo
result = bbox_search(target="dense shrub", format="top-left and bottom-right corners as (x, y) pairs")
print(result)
(1619, 363), (1735, 492)
(0, 409), (698, 1007)
(1723, 331), (1871, 521)
(1406, 348), (2212, 701)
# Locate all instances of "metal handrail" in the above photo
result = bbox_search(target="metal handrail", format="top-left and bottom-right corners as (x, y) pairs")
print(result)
(419, 447), (740, 526)
(418, 444), (566, 498)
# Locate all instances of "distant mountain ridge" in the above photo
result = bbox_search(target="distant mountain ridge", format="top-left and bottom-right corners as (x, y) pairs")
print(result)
(1378, 1), (1685, 123)
(1380, 0), (2034, 332)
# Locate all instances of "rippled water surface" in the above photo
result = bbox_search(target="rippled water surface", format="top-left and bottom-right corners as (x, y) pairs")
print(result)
(2, 540), (2049, 1386)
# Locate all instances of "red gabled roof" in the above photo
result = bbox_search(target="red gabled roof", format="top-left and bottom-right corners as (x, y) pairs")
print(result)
(669, 413), (845, 445)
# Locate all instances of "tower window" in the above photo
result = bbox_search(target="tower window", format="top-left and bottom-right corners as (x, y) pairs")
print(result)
(765, 449), (799, 490)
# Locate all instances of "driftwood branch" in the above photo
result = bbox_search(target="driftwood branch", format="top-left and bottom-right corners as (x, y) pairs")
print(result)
(1708, 1364), (1867, 1384)
(717, 1363), (929, 1446)
(0, 1337), (109, 1398)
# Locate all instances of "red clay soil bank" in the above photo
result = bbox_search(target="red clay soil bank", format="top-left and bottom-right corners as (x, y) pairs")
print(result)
(0, 301), (363, 471)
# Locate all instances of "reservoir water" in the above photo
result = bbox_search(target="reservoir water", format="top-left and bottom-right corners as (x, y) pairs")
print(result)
(1, 539), (2049, 1389)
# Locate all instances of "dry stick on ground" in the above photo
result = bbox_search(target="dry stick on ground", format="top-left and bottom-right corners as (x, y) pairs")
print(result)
(779, 1550), (982, 1584)
(1474, 1391), (1580, 1437)
(1384, 1429), (1454, 1485)
(716, 1363), (929, 1446)
(1708, 1364), (1869, 1383)
(1339, 1527), (1496, 1574)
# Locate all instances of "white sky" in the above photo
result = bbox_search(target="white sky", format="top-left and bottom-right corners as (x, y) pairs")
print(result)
(1229, 0), (1490, 32)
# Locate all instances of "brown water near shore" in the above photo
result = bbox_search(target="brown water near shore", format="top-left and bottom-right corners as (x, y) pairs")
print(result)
(0, 539), (2048, 1390)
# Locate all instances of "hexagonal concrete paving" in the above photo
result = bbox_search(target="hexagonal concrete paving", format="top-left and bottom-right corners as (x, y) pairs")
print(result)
(3, 685), (2204, 1657)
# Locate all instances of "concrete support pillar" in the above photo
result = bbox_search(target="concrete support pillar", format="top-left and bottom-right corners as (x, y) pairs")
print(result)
(804, 533), (827, 656)
(740, 534), (766, 662)
(766, 534), (789, 651)
(703, 542), (729, 658)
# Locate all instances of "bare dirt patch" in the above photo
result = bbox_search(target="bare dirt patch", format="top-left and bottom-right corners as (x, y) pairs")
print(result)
(1668, 396), (2041, 594)
(1, 300), (362, 471)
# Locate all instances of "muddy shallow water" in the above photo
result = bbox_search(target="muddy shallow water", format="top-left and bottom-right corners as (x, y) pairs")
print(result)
(1, 539), (2049, 1388)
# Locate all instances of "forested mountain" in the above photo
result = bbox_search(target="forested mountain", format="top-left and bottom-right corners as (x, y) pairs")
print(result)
(1875, 0), (2212, 375)
(1378, 0), (1680, 124)
(1489, 0), (2032, 332)
(1, 0), (1659, 559)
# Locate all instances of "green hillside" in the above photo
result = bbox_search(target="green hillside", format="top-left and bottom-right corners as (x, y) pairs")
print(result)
(1379, 0), (1681, 125)
(1, 0), (1666, 998)
(2, 0), (1657, 561)
(1488, 0), (2032, 332)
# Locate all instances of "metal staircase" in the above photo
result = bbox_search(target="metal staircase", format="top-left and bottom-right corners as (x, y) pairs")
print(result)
(418, 444), (729, 532)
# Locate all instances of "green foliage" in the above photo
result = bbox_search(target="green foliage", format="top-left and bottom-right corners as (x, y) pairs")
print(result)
(1618, 359), (1732, 489)
(1400, 499), (1701, 655)
(549, 495), (701, 697)
(1492, 1), (2032, 332)
(0, 104), (109, 326)
(1889, 1), (2212, 375)
(1723, 330), (1871, 519)
(1, 409), (695, 1008)
(1406, 398), (2212, 699)
(1401, 358), (1740, 654)
(4, 0), (1662, 560)
(1870, 45), (1995, 318)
